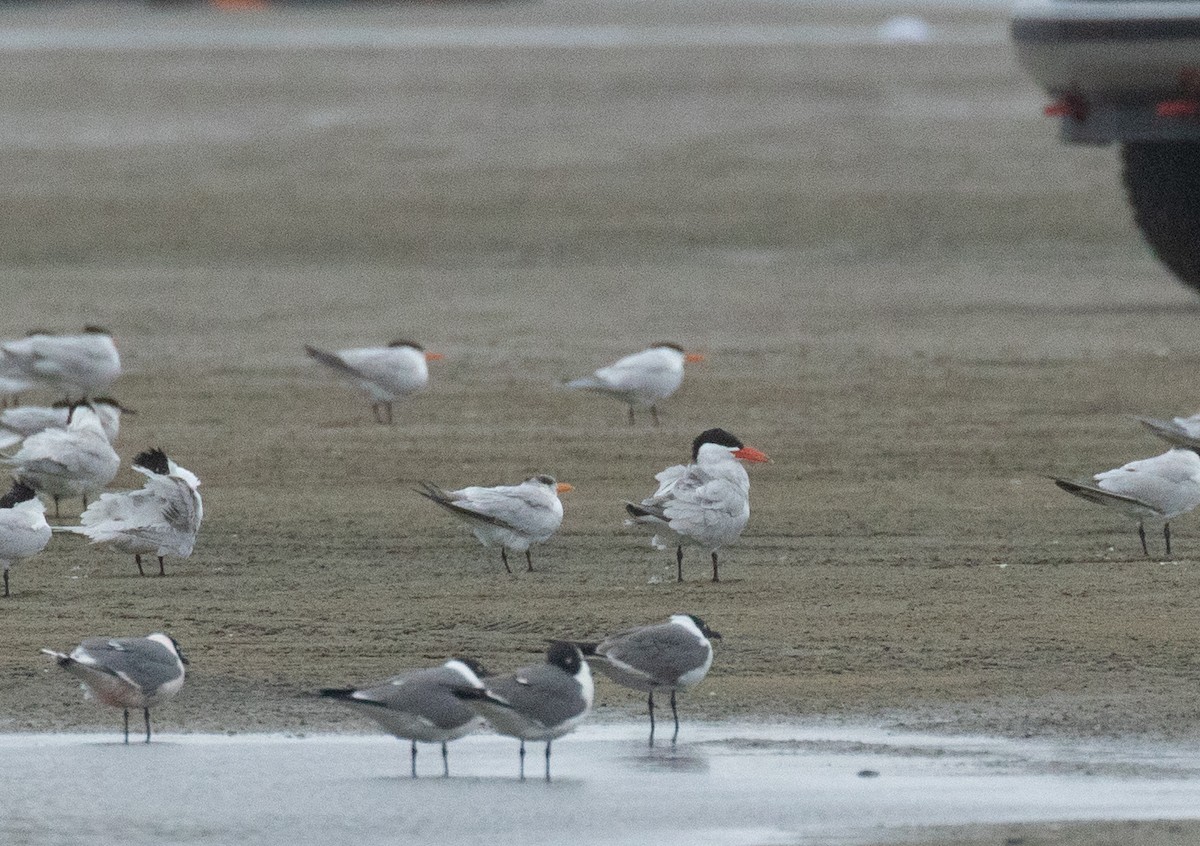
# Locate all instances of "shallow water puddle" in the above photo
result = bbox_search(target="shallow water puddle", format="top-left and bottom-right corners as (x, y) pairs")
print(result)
(2, 723), (1199, 845)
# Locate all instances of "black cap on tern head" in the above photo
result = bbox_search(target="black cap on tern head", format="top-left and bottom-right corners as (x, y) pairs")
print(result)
(83, 325), (112, 335)
(530, 474), (557, 487)
(686, 614), (722, 640)
(546, 641), (583, 675)
(133, 448), (171, 476)
(691, 428), (743, 461)
(652, 342), (685, 352)
(387, 339), (424, 350)
(0, 480), (38, 509)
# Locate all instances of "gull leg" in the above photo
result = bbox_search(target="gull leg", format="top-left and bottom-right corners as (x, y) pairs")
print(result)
(158, 556), (166, 577)
(1138, 522), (1149, 558)
(525, 550), (534, 572)
(670, 689), (680, 745)
(144, 708), (151, 744)
(519, 740), (526, 781)
(544, 741), (552, 783)
(676, 545), (683, 582)
(123, 708), (130, 744)
(411, 740), (418, 778)
(648, 691), (656, 748)
(442, 741), (449, 778)
(500, 548), (513, 574)
(711, 551), (720, 583)
(135, 554), (145, 577)
(1165, 522), (1173, 557)
(651, 405), (660, 426)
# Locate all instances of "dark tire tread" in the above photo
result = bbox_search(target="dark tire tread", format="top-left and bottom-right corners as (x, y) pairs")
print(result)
(1122, 141), (1200, 292)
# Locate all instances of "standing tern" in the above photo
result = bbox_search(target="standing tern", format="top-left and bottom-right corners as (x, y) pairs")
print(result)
(0, 480), (51, 598)
(452, 641), (593, 782)
(3, 402), (120, 516)
(57, 447), (202, 576)
(1, 327), (121, 400)
(41, 632), (188, 743)
(0, 396), (131, 451)
(1052, 447), (1200, 557)
(320, 658), (488, 777)
(576, 613), (720, 746)
(625, 427), (769, 582)
(417, 474), (572, 573)
(564, 343), (704, 425)
(304, 339), (442, 424)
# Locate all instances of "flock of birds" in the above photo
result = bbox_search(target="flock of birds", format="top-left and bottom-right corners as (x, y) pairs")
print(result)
(2, 329), (765, 780)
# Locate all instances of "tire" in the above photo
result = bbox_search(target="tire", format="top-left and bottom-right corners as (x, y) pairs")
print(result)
(1122, 141), (1200, 293)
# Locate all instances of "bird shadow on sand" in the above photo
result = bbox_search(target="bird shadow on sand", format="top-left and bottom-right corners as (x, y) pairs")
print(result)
(620, 744), (710, 774)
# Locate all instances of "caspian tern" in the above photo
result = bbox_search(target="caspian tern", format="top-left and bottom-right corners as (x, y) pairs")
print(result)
(417, 474), (572, 573)
(452, 641), (593, 782)
(0, 480), (51, 598)
(3, 402), (120, 517)
(1052, 447), (1200, 557)
(320, 658), (488, 778)
(576, 613), (720, 746)
(0, 327), (121, 401)
(58, 447), (202, 576)
(304, 340), (442, 424)
(0, 396), (131, 451)
(564, 343), (704, 425)
(625, 427), (769, 583)
(41, 632), (188, 744)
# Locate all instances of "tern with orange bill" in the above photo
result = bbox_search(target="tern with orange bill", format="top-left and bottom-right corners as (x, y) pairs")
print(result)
(304, 339), (443, 424)
(417, 474), (572, 573)
(625, 428), (769, 582)
(564, 343), (704, 425)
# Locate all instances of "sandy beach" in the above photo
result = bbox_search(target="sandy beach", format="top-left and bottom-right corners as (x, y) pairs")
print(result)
(3, 0), (1200, 841)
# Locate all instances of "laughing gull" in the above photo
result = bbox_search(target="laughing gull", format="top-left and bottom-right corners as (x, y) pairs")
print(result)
(41, 632), (188, 743)
(564, 343), (705, 426)
(1052, 447), (1200, 557)
(57, 447), (203, 576)
(3, 402), (120, 517)
(0, 480), (51, 598)
(1, 326), (121, 401)
(452, 641), (593, 781)
(577, 613), (721, 746)
(625, 428), (769, 581)
(417, 475), (573, 573)
(304, 339), (443, 424)
(320, 658), (488, 777)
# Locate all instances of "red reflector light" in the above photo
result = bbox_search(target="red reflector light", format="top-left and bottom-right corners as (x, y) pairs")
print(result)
(1156, 99), (1200, 118)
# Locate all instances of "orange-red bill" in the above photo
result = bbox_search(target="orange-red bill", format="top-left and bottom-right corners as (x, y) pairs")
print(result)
(556, 482), (574, 494)
(684, 352), (705, 363)
(733, 446), (770, 463)
(425, 351), (445, 361)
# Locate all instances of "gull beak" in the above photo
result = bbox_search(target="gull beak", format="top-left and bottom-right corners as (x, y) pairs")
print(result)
(733, 446), (770, 463)
(684, 352), (706, 363)
(556, 482), (574, 494)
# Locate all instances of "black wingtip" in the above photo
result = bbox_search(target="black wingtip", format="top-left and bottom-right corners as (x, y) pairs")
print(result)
(0, 480), (38, 509)
(133, 448), (171, 475)
(318, 688), (357, 702)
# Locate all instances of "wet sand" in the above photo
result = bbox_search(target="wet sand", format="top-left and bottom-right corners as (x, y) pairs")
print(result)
(3, 0), (1200, 841)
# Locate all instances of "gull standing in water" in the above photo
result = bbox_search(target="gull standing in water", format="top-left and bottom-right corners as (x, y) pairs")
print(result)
(576, 614), (720, 746)
(0, 480), (51, 598)
(564, 343), (704, 425)
(304, 339), (442, 424)
(1052, 447), (1200, 557)
(625, 428), (769, 582)
(41, 632), (188, 743)
(452, 641), (593, 782)
(320, 658), (488, 777)
(57, 448), (202, 576)
(417, 475), (572, 573)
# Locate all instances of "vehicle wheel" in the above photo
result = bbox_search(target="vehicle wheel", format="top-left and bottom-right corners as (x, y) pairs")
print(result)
(1122, 141), (1200, 293)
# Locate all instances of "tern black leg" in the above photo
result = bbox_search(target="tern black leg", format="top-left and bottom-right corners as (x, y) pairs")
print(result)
(371, 403), (383, 424)
(123, 708), (130, 744)
(650, 405), (661, 426)
(670, 689), (680, 745)
(411, 740), (418, 778)
(158, 556), (166, 577)
(441, 741), (449, 777)
(525, 550), (534, 572)
(1165, 522), (1173, 557)
(519, 739), (526, 780)
(647, 691), (656, 747)
(144, 708), (151, 744)
(135, 554), (145, 577)
(3, 569), (8, 598)
(544, 741), (552, 782)
(676, 545), (684, 582)
(711, 551), (720, 583)
(53, 496), (60, 518)
(385, 402), (394, 425)
(81, 495), (88, 511)
(627, 406), (636, 426)
(1138, 522), (1149, 558)
(500, 548), (513, 574)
